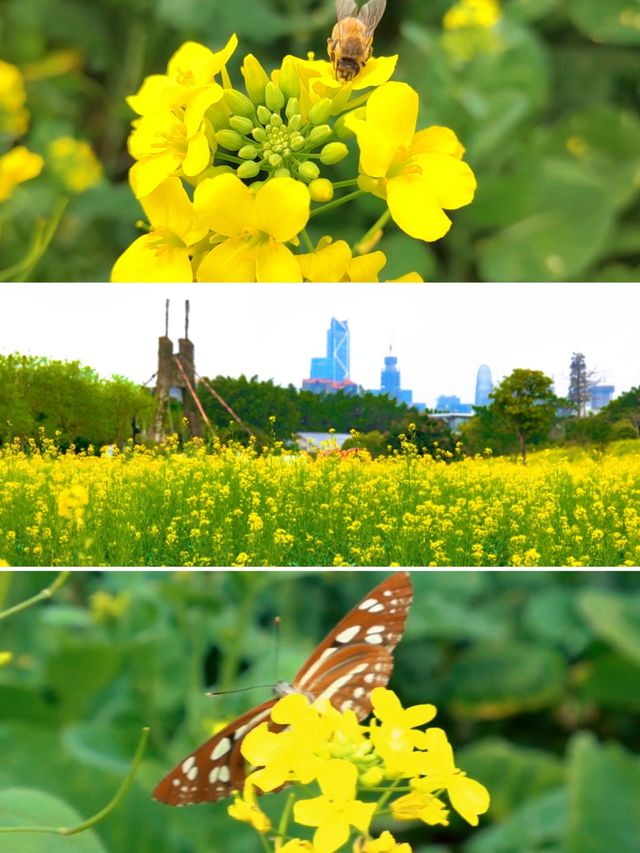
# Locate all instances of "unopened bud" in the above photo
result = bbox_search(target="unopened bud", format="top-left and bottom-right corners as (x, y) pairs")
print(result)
(270, 113), (283, 128)
(308, 98), (332, 125)
(257, 105), (272, 125)
(308, 178), (334, 202)
(241, 54), (269, 105)
(229, 115), (254, 135)
(224, 89), (255, 117)
(273, 167), (291, 178)
(290, 135), (305, 152)
(268, 153), (283, 168)
(320, 142), (349, 165)
(237, 160), (261, 179)
(265, 81), (285, 112)
(298, 160), (320, 181)
(286, 97), (300, 120)
(307, 124), (332, 146)
(279, 56), (301, 100)
(251, 127), (268, 143)
(288, 115), (303, 132)
(239, 144), (260, 160)
(215, 129), (244, 151)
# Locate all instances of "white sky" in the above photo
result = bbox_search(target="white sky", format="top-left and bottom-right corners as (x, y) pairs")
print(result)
(1, 283), (638, 408)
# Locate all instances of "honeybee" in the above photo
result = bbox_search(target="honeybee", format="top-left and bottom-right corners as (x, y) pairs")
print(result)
(328, 0), (387, 83)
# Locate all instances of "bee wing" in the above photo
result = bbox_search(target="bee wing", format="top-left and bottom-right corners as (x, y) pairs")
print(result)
(336, 0), (359, 21)
(358, 0), (387, 35)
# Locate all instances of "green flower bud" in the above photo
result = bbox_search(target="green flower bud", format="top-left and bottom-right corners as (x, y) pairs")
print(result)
(206, 102), (232, 131)
(241, 54), (269, 105)
(288, 115), (303, 132)
(308, 178), (334, 202)
(308, 98), (332, 125)
(198, 164), (235, 181)
(320, 142), (349, 165)
(229, 115), (255, 135)
(271, 113), (283, 128)
(216, 129), (245, 151)
(307, 124), (332, 146)
(279, 57), (301, 100)
(224, 89), (255, 117)
(290, 135), (306, 152)
(265, 81), (285, 112)
(285, 97), (300, 121)
(274, 167), (291, 178)
(237, 160), (261, 179)
(257, 105), (272, 126)
(269, 153), (283, 168)
(298, 160), (320, 181)
(251, 127), (268, 143)
(239, 144), (260, 160)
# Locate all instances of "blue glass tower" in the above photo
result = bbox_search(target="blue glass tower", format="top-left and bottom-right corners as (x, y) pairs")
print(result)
(309, 318), (350, 382)
(475, 364), (493, 407)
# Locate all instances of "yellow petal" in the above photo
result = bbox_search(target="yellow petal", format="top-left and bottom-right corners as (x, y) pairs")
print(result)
(365, 82), (418, 154)
(184, 84), (224, 137)
(194, 174), (254, 236)
(390, 271), (424, 282)
(111, 234), (193, 282)
(255, 240), (302, 282)
(387, 173), (452, 242)
(412, 152), (477, 210)
(346, 251), (386, 282)
(182, 129), (211, 177)
(129, 152), (182, 199)
(140, 177), (208, 243)
(448, 775), (490, 826)
(412, 126), (466, 159)
(298, 239), (352, 282)
(196, 235), (256, 281)
(254, 178), (310, 242)
(351, 54), (398, 90)
(168, 36), (238, 85)
(346, 117), (395, 178)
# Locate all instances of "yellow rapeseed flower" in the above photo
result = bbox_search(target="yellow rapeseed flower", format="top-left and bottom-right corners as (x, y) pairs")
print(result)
(443, 0), (501, 30)
(111, 177), (208, 282)
(227, 780), (271, 833)
(0, 60), (29, 135)
(0, 651), (13, 667)
(297, 236), (387, 282)
(47, 137), (102, 193)
(346, 82), (476, 242)
(0, 146), (44, 202)
(194, 174), (310, 282)
(354, 830), (412, 852)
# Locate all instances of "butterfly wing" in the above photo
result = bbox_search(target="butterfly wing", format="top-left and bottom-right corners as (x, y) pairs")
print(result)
(152, 698), (277, 805)
(292, 572), (413, 717)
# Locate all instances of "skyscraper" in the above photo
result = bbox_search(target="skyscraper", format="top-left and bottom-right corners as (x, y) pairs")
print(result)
(379, 348), (412, 405)
(475, 364), (493, 407)
(589, 384), (615, 411)
(309, 318), (350, 382)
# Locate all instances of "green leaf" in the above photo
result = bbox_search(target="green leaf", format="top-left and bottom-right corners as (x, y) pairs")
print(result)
(445, 642), (567, 718)
(0, 787), (106, 851)
(45, 641), (124, 717)
(566, 733), (640, 853)
(568, 0), (640, 46)
(522, 587), (591, 655)
(466, 788), (567, 853)
(578, 653), (640, 711)
(457, 737), (564, 820)
(578, 590), (640, 666)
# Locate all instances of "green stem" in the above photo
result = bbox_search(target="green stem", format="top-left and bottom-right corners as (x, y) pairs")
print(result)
(0, 196), (69, 282)
(301, 228), (314, 252)
(0, 571), (71, 622)
(0, 727), (150, 836)
(332, 179), (358, 189)
(277, 791), (296, 842)
(309, 189), (363, 219)
(355, 208), (391, 253)
(215, 152), (244, 165)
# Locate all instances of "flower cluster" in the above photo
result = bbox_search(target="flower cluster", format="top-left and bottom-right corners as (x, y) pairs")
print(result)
(0, 60), (43, 202)
(227, 688), (489, 852)
(112, 35), (476, 282)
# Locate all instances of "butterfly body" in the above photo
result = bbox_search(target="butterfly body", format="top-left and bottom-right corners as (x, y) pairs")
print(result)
(153, 572), (412, 806)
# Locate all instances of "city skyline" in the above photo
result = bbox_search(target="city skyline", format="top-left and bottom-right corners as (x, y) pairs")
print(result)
(0, 283), (637, 408)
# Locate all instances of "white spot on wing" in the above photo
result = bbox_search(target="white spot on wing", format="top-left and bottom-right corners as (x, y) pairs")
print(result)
(219, 766), (230, 783)
(354, 687), (365, 698)
(369, 603), (385, 613)
(211, 737), (231, 760)
(335, 625), (361, 644)
(209, 767), (220, 784)
(181, 756), (196, 774)
(366, 625), (385, 634)
(365, 633), (383, 645)
(359, 598), (378, 611)
(186, 766), (198, 781)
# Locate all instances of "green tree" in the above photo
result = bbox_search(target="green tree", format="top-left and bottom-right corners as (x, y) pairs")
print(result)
(489, 369), (560, 462)
(600, 387), (640, 438)
(460, 405), (518, 458)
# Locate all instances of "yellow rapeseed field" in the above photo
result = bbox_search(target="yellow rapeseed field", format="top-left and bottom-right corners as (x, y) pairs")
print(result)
(1, 437), (639, 567)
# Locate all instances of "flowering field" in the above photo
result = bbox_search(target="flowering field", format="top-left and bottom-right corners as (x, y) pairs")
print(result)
(2, 439), (640, 567)
(2, 571), (640, 853)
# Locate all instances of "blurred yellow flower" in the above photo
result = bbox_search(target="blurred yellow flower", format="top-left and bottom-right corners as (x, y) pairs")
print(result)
(443, 0), (501, 30)
(47, 137), (102, 193)
(354, 830), (411, 852)
(227, 780), (271, 833)
(0, 651), (13, 667)
(0, 146), (43, 202)
(0, 60), (29, 135)
(111, 178), (208, 282)
(57, 483), (89, 524)
(278, 842), (314, 852)
(194, 175), (310, 282)
(346, 82), (476, 242)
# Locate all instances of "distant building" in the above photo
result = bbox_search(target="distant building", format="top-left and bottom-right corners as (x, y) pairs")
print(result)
(378, 348), (413, 405)
(435, 395), (472, 413)
(309, 318), (350, 382)
(301, 378), (359, 396)
(590, 384), (615, 412)
(475, 364), (493, 407)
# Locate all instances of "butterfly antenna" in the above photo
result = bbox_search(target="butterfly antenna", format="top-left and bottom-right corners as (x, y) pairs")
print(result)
(274, 615), (282, 682)
(206, 684), (272, 697)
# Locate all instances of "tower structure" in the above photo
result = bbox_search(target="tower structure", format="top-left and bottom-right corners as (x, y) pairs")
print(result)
(475, 364), (493, 407)
(309, 318), (350, 382)
(568, 352), (590, 418)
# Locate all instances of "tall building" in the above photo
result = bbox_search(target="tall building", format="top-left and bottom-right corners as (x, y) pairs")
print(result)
(378, 348), (413, 405)
(309, 318), (350, 382)
(436, 395), (472, 413)
(475, 364), (493, 407)
(590, 384), (615, 412)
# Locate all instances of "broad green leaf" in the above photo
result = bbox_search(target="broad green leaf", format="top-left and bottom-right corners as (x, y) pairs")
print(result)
(568, 0), (640, 45)
(445, 642), (567, 718)
(578, 653), (640, 711)
(566, 733), (640, 853)
(578, 590), (640, 666)
(522, 587), (591, 655)
(0, 787), (106, 852)
(466, 788), (567, 853)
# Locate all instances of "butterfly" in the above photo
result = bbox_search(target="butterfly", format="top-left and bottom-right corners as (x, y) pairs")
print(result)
(153, 571), (413, 806)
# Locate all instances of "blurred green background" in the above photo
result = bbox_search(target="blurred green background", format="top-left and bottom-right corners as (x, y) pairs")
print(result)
(2, 570), (640, 852)
(1, 0), (639, 281)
